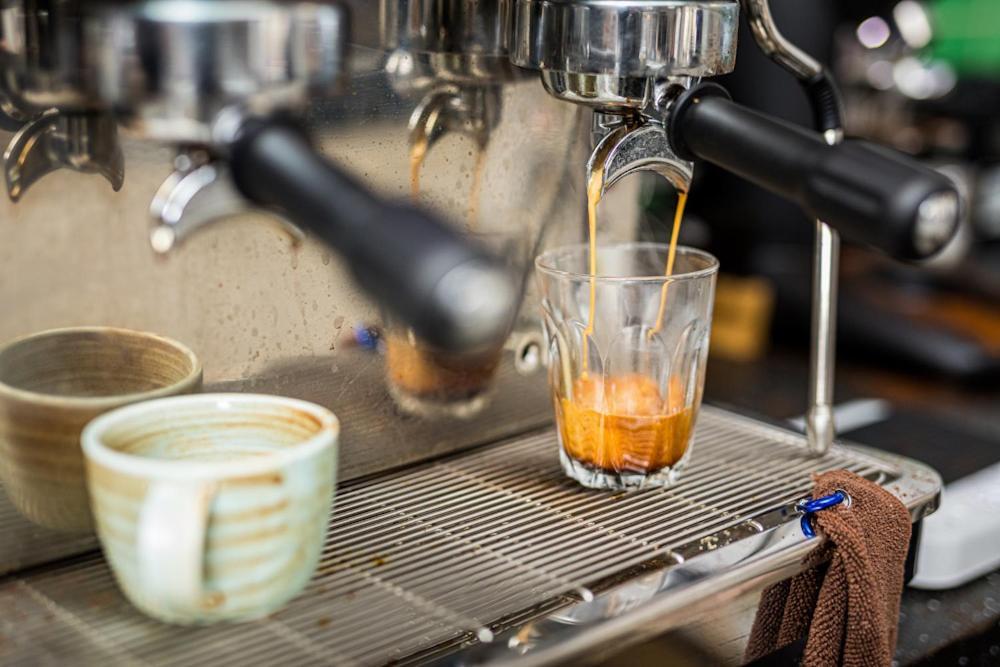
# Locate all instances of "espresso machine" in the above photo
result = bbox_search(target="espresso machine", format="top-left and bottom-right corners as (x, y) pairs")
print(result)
(0, 1), (954, 664)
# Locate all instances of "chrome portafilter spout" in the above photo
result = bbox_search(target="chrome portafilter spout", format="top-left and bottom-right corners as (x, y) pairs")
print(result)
(386, 51), (503, 168)
(76, 0), (517, 354)
(147, 148), (305, 255)
(0, 0), (124, 201)
(405, 83), (501, 158)
(588, 108), (694, 200)
(3, 110), (123, 201)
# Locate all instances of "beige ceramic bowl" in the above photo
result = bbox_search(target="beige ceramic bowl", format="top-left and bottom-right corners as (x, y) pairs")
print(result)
(0, 327), (202, 532)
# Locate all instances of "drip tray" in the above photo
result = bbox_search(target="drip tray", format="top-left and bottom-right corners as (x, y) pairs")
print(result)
(0, 407), (940, 666)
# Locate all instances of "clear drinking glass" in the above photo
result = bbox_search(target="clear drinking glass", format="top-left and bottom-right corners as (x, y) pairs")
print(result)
(383, 324), (504, 418)
(536, 242), (718, 490)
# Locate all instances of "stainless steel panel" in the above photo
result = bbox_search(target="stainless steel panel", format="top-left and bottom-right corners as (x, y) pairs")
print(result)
(511, 0), (740, 78)
(0, 7), (602, 572)
(0, 408), (940, 666)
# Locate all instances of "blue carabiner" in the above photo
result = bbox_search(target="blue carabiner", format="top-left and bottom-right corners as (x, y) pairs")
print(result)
(798, 490), (849, 538)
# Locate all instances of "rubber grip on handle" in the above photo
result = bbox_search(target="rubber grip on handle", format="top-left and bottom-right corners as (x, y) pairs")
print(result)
(229, 118), (515, 352)
(669, 84), (959, 260)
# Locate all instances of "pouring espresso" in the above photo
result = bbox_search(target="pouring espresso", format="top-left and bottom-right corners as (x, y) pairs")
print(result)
(512, 0), (961, 457)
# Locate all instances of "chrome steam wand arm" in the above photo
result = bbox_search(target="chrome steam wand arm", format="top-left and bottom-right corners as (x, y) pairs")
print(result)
(668, 78), (960, 455)
(741, 0), (844, 143)
(742, 0), (849, 456)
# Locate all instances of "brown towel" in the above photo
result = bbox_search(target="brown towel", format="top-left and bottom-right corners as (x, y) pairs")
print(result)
(744, 470), (912, 667)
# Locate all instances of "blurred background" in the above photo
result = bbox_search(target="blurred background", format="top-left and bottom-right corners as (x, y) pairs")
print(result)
(644, 0), (999, 386)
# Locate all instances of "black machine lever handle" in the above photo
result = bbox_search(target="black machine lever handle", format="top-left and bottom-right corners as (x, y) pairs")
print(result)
(229, 118), (516, 353)
(668, 84), (960, 261)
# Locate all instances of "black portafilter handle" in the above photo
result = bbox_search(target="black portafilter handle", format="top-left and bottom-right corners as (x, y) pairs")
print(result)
(667, 83), (960, 261)
(229, 117), (516, 353)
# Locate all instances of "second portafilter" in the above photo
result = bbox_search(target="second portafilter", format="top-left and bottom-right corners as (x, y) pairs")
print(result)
(512, 0), (961, 454)
(75, 0), (516, 354)
(376, 0), (531, 416)
(380, 0), (520, 194)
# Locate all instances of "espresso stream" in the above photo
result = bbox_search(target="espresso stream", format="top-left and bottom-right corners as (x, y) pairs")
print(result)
(563, 163), (692, 474)
(409, 133), (486, 231)
(409, 134), (429, 203)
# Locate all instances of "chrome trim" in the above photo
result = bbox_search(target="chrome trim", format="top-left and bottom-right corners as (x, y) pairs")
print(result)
(587, 120), (693, 197)
(739, 0), (821, 80)
(512, 0), (739, 81)
(806, 221), (840, 456)
(444, 426), (940, 666)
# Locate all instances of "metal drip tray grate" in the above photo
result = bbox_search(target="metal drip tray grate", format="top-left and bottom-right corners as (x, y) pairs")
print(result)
(0, 407), (939, 666)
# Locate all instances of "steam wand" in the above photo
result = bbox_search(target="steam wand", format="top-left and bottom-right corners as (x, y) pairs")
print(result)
(742, 0), (843, 456)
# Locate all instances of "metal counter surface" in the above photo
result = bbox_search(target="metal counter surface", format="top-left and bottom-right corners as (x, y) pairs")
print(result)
(0, 407), (939, 666)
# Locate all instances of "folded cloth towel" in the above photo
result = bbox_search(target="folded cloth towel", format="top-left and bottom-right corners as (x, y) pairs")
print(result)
(744, 470), (912, 667)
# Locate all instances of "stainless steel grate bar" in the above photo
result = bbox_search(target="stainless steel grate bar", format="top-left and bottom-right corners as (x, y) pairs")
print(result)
(0, 407), (919, 666)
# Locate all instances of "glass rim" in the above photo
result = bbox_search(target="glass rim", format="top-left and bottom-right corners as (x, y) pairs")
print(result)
(535, 242), (719, 284)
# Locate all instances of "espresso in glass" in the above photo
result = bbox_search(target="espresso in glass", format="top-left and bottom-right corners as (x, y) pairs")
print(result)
(537, 241), (718, 490)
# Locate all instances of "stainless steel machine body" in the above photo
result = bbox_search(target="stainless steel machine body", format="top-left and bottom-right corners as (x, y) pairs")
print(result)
(0, 1), (951, 663)
(0, 0), (593, 573)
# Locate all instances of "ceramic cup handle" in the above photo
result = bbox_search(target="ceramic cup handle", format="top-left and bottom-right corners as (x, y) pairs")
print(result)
(136, 480), (215, 615)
